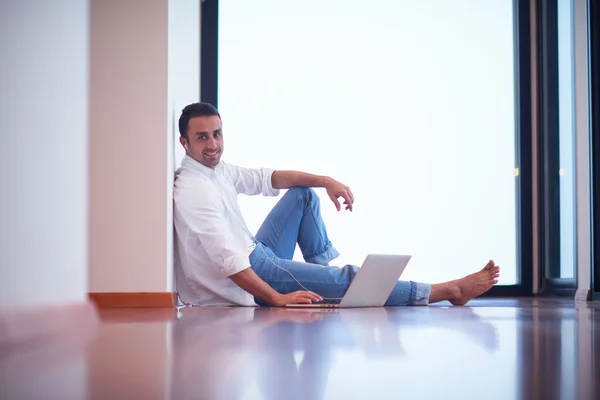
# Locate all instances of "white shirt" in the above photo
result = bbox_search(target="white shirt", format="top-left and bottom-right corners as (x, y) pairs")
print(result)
(173, 155), (280, 306)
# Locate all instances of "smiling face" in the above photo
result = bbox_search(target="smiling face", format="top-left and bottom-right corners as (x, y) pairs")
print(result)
(181, 115), (224, 169)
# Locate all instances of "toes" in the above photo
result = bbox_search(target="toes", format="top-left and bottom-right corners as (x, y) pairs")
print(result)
(484, 260), (495, 270)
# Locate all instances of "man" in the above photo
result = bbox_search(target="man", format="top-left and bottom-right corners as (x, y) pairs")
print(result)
(173, 102), (500, 307)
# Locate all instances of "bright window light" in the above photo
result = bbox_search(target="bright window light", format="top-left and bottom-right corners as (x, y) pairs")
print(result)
(218, 0), (517, 285)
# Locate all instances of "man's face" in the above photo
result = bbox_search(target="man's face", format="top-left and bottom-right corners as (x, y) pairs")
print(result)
(182, 115), (224, 169)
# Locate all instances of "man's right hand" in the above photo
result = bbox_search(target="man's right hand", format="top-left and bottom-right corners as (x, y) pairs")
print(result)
(272, 290), (323, 307)
(229, 268), (324, 307)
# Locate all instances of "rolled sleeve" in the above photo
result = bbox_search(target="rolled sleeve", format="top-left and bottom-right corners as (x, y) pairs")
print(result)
(259, 168), (280, 197)
(222, 254), (252, 277)
(224, 162), (280, 197)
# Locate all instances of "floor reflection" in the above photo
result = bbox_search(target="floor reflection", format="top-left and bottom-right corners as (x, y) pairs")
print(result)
(516, 303), (597, 400)
(171, 306), (509, 400)
(1, 299), (598, 400)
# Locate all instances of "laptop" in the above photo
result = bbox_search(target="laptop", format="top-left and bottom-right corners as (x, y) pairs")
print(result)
(285, 254), (411, 308)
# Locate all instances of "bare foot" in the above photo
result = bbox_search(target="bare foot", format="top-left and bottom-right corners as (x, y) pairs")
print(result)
(430, 260), (500, 306)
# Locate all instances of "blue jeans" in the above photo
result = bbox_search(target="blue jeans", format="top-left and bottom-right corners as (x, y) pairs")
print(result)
(249, 187), (432, 306)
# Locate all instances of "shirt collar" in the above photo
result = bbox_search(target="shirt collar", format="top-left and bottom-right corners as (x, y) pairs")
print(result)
(181, 155), (224, 177)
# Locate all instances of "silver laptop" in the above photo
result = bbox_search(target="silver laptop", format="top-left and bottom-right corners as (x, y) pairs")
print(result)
(285, 255), (411, 308)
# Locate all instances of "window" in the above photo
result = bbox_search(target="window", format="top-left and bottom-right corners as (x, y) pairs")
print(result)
(207, 0), (528, 287)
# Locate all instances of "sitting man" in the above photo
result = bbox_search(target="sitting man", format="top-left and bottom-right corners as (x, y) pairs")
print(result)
(173, 102), (500, 307)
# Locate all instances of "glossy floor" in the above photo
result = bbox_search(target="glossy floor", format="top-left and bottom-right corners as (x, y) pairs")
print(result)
(2, 299), (599, 400)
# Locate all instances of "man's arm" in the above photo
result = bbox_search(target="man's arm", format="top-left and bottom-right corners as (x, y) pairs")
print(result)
(271, 170), (329, 189)
(271, 170), (355, 211)
(230, 268), (322, 306)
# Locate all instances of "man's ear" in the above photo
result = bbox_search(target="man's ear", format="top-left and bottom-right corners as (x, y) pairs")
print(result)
(180, 136), (189, 151)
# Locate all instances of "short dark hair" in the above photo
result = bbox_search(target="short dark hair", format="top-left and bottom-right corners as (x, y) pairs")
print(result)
(178, 102), (221, 139)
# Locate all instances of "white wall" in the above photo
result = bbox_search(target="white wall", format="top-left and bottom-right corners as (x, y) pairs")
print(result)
(89, 0), (169, 292)
(0, 0), (89, 310)
(168, 0), (201, 293)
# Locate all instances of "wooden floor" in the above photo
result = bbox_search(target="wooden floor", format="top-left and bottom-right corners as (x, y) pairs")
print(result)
(1, 298), (599, 399)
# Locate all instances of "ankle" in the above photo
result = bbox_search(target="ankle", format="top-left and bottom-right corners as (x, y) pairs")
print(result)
(430, 282), (459, 304)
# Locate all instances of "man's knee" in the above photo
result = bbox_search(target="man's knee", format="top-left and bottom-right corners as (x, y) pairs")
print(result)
(341, 264), (359, 280)
(286, 186), (319, 204)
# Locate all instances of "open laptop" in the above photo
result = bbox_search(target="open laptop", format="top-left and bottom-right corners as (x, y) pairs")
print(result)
(285, 254), (411, 308)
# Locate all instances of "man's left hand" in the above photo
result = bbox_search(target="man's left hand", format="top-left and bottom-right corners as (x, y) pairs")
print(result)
(325, 178), (354, 212)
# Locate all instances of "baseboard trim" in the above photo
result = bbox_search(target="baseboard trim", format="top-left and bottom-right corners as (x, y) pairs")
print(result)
(88, 292), (178, 308)
(574, 289), (593, 301)
(0, 300), (99, 349)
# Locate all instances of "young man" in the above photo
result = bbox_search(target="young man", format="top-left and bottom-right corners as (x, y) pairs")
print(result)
(173, 102), (500, 307)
